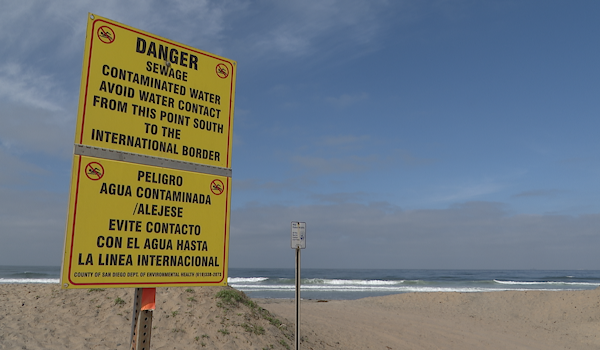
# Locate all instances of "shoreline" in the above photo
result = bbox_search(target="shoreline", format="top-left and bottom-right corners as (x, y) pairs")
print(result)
(1, 284), (599, 349)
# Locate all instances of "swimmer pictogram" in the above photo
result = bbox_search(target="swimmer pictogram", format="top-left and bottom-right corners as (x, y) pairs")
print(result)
(85, 162), (104, 180)
(97, 26), (115, 44)
(210, 179), (224, 195)
(216, 64), (229, 78)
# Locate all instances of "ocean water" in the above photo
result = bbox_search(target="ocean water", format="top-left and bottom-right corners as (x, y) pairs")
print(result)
(0, 265), (61, 284)
(228, 268), (600, 300)
(2, 266), (599, 300)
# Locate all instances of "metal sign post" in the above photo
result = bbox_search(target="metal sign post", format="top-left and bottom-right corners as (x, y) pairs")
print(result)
(291, 222), (306, 350)
(130, 288), (143, 348)
(130, 288), (155, 350)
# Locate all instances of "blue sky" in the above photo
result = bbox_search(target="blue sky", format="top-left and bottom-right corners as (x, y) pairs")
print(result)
(2, 0), (600, 269)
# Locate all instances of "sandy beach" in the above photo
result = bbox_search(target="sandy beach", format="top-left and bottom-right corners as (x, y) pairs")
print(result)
(1, 284), (599, 349)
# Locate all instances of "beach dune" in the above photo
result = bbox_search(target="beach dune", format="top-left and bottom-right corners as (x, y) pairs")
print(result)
(1, 284), (599, 349)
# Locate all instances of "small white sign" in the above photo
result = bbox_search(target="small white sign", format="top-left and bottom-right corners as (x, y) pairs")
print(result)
(291, 222), (306, 249)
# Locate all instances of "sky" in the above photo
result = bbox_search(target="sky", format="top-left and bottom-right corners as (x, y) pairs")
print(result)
(2, 0), (600, 270)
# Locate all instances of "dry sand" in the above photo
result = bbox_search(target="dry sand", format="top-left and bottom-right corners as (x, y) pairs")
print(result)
(1, 284), (600, 349)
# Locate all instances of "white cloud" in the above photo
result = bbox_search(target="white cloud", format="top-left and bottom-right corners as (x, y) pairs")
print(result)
(432, 180), (504, 203)
(289, 148), (432, 176)
(0, 1), (232, 61)
(229, 201), (600, 269)
(325, 93), (369, 108)
(0, 103), (74, 158)
(246, 0), (389, 56)
(0, 187), (67, 265)
(320, 135), (370, 147)
(0, 149), (47, 185)
(115, 0), (230, 53)
(512, 189), (563, 198)
(311, 192), (369, 204)
(0, 63), (65, 112)
(292, 154), (376, 175)
(233, 177), (317, 195)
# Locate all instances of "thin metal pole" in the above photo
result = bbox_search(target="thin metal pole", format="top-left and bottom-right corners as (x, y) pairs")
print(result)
(295, 247), (301, 350)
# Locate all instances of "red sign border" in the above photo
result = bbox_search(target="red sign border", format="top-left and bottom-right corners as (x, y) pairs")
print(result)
(78, 17), (235, 169)
(67, 156), (230, 287)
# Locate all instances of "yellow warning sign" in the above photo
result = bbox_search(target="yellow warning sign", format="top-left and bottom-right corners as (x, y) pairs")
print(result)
(61, 155), (230, 288)
(75, 14), (236, 169)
